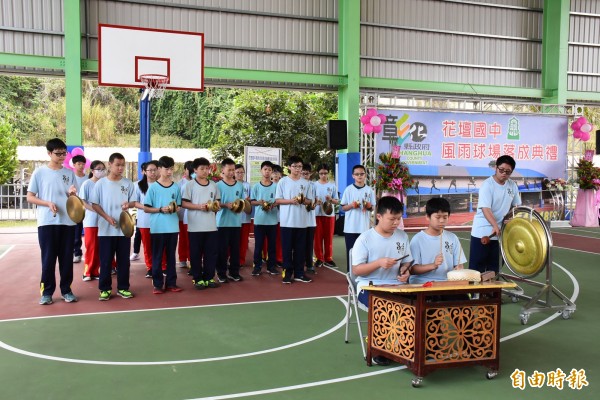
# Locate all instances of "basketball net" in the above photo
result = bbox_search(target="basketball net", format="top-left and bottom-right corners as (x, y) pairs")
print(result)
(140, 74), (169, 100)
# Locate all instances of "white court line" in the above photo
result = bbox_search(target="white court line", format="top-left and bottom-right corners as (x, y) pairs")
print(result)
(553, 227), (600, 236)
(0, 245), (15, 261)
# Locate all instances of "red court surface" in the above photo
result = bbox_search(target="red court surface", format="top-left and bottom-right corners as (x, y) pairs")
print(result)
(0, 229), (347, 321)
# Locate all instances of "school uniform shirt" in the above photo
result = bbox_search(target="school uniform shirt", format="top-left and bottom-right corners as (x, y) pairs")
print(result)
(341, 184), (376, 233)
(134, 182), (152, 229)
(352, 228), (413, 292)
(471, 177), (521, 239)
(314, 181), (338, 217)
(28, 166), (78, 227)
(216, 180), (243, 228)
(145, 181), (182, 234)
(240, 181), (253, 224)
(306, 181), (317, 228)
(182, 179), (220, 232)
(251, 181), (278, 226)
(75, 174), (89, 189)
(408, 230), (467, 284)
(90, 177), (136, 236)
(177, 177), (190, 223)
(275, 176), (310, 228)
(79, 179), (98, 228)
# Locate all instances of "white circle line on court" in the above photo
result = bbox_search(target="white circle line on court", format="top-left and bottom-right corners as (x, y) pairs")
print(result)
(0, 244), (15, 261)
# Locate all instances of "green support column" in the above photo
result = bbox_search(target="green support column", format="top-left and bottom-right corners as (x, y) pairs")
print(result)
(542, 0), (570, 105)
(338, 0), (361, 153)
(64, 0), (83, 146)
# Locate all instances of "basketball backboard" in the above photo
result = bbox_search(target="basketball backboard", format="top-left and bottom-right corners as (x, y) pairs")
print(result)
(98, 24), (204, 92)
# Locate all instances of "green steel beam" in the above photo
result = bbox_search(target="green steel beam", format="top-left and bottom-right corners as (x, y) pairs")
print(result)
(64, 0), (83, 146)
(205, 67), (343, 86)
(566, 91), (600, 102)
(337, 0), (361, 153)
(541, 0), (570, 105)
(360, 77), (548, 99)
(0, 53), (65, 70)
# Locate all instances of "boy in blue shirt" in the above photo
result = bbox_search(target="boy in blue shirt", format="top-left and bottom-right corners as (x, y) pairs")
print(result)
(27, 138), (79, 305)
(144, 156), (183, 294)
(72, 154), (88, 264)
(275, 156), (313, 284)
(250, 160), (279, 276)
(409, 197), (466, 284)
(469, 155), (521, 274)
(90, 153), (137, 301)
(216, 158), (244, 282)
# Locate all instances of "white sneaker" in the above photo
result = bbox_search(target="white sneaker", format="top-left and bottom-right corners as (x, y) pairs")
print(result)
(73, 255), (82, 263)
(130, 253), (140, 261)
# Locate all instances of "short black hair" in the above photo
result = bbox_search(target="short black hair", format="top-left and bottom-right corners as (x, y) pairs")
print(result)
(261, 160), (274, 169)
(425, 197), (451, 216)
(287, 155), (303, 166)
(184, 160), (194, 177)
(109, 153), (125, 163)
(302, 163), (312, 172)
(317, 163), (330, 172)
(221, 158), (235, 167)
(192, 157), (210, 169)
(495, 155), (516, 170)
(376, 195), (403, 215)
(159, 156), (175, 168)
(235, 164), (245, 170)
(272, 164), (283, 174)
(72, 155), (86, 164)
(352, 164), (366, 174)
(46, 138), (67, 152)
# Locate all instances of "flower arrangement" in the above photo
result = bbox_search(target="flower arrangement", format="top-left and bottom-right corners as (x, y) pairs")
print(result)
(208, 163), (222, 182)
(575, 158), (600, 190)
(372, 152), (413, 194)
(544, 178), (569, 191)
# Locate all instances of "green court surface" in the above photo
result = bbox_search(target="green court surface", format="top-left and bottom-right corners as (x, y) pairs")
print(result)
(0, 231), (597, 399)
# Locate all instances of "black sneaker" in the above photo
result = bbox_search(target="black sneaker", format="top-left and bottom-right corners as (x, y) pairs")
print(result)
(282, 270), (293, 284)
(325, 260), (337, 268)
(294, 275), (312, 283)
(372, 356), (391, 366)
(194, 280), (207, 290)
(305, 268), (316, 274)
(144, 271), (152, 279)
(228, 274), (244, 282)
(217, 274), (229, 283)
(314, 260), (324, 268)
(267, 267), (279, 275)
(205, 279), (220, 288)
(251, 267), (262, 276)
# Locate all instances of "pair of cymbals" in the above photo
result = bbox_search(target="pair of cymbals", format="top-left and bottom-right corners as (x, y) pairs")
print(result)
(322, 200), (333, 215)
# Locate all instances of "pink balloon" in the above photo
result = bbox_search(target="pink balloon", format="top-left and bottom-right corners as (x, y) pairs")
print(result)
(580, 123), (593, 133)
(372, 125), (382, 134)
(573, 130), (582, 139)
(363, 125), (374, 134)
(366, 108), (378, 117)
(360, 115), (371, 125)
(571, 120), (582, 130)
(580, 131), (591, 142)
(370, 116), (381, 127)
(378, 114), (387, 124)
(577, 116), (587, 125)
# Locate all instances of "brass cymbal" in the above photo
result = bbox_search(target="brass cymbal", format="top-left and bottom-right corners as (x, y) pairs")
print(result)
(322, 200), (333, 215)
(243, 199), (252, 214)
(501, 215), (548, 278)
(66, 195), (85, 224)
(119, 211), (135, 238)
(167, 201), (178, 214)
(231, 199), (244, 213)
(207, 200), (220, 212)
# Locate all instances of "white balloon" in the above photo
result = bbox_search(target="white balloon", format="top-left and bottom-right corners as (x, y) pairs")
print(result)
(370, 116), (381, 127)
(580, 123), (592, 133)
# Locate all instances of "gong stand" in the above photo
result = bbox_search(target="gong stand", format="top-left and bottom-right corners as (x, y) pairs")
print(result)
(498, 207), (576, 325)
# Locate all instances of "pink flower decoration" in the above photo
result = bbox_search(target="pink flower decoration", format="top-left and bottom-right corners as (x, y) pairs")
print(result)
(63, 147), (91, 170)
(360, 108), (387, 134)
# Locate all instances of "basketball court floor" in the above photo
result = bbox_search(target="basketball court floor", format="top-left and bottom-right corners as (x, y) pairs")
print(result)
(0, 226), (597, 399)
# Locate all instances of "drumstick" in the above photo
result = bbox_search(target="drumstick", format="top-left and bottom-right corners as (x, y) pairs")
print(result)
(481, 232), (497, 245)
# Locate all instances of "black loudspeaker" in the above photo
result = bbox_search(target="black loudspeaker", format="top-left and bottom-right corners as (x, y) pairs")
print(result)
(327, 120), (348, 150)
(596, 130), (600, 154)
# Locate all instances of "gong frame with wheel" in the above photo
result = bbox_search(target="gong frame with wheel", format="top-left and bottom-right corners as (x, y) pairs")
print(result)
(499, 206), (576, 325)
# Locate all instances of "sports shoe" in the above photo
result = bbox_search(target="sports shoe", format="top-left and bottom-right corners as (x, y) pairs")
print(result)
(217, 274), (229, 283)
(228, 274), (244, 282)
(91, 275), (100, 280)
(178, 261), (188, 268)
(325, 260), (337, 268)
(251, 267), (262, 276)
(117, 289), (134, 299)
(314, 260), (324, 268)
(372, 356), (391, 366)
(129, 253), (140, 261)
(194, 280), (207, 290)
(166, 286), (183, 292)
(305, 267), (316, 274)
(206, 279), (219, 288)
(62, 292), (78, 302)
(282, 270), (293, 284)
(267, 267), (279, 275)
(153, 287), (164, 294)
(294, 275), (312, 283)
(82, 275), (92, 282)
(111, 268), (117, 275)
(73, 255), (82, 263)
(99, 290), (111, 301)
(145, 271), (152, 279)
(39, 295), (53, 305)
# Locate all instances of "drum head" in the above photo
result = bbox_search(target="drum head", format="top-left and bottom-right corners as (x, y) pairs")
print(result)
(119, 211), (135, 238)
(66, 196), (85, 224)
(501, 213), (548, 278)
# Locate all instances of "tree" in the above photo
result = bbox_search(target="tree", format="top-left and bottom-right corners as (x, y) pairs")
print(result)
(0, 113), (18, 183)
(211, 90), (338, 166)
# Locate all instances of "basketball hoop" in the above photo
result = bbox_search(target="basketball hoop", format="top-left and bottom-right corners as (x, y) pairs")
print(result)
(140, 74), (169, 100)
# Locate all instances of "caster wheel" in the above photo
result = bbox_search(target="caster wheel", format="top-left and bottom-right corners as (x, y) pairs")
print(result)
(487, 371), (498, 380)
(411, 377), (423, 388)
(511, 296), (519, 303)
(561, 310), (572, 320)
(520, 313), (529, 325)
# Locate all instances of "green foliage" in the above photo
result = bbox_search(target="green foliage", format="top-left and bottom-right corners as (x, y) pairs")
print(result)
(0, 114), (19, 183)
(211, 90), (338, 166)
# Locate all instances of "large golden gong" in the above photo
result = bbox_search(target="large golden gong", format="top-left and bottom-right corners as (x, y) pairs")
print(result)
(66, 195), (85, 224)
(500, 210), (549, 278)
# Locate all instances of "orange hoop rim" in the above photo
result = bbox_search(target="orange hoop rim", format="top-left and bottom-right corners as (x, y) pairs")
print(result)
(140, 74), (169, 87)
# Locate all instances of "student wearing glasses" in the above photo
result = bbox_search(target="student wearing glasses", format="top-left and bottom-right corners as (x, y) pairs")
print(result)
(469, 155), (521, 274)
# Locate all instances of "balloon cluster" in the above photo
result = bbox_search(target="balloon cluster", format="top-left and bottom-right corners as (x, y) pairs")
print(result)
(360, 108), (387, 134)
(63, 147), (91, 170)
(571, 116), (594, 142)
